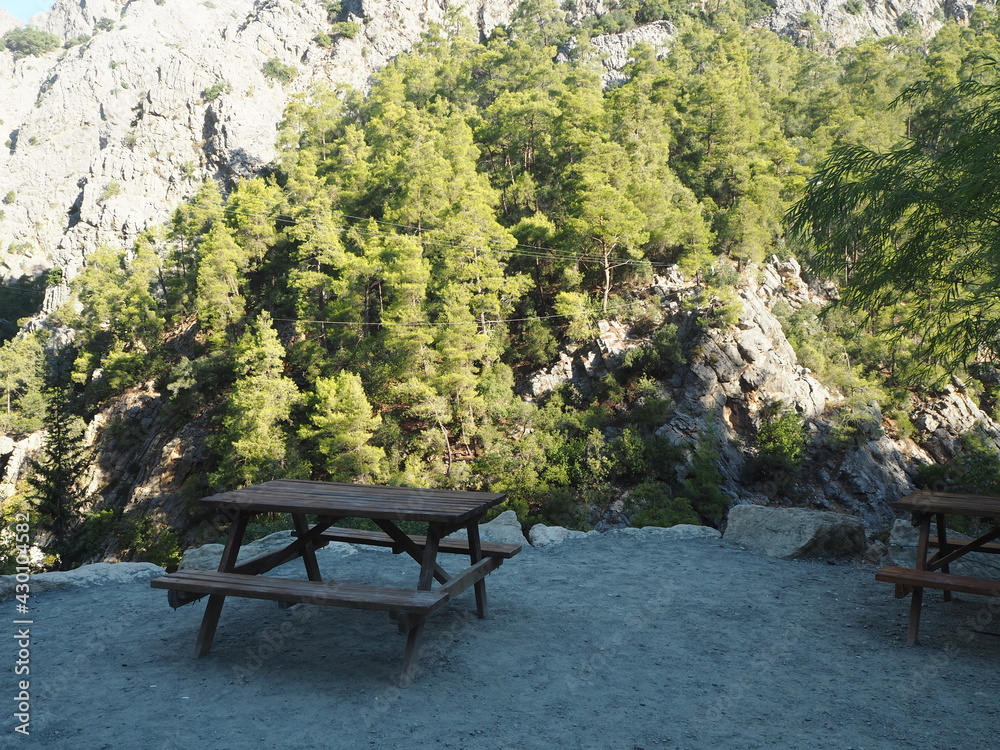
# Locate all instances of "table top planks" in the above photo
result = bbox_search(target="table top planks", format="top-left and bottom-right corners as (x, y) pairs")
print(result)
(200, 479), (507, 523)
(893, 491), (1000, 519)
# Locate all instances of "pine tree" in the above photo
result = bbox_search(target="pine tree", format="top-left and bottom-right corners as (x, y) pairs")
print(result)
(28, 353), (90, 570)
(210, 312), (301, 488)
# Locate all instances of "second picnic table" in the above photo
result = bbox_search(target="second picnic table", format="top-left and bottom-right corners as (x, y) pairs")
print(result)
(151, 480), (521, 686)
(876, 490), (1000, 644)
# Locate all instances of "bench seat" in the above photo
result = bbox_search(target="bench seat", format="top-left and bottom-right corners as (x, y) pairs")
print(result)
(151, 570), (449, 615)
(875, 566), (1000, 598)
(312, 527), (522, 559)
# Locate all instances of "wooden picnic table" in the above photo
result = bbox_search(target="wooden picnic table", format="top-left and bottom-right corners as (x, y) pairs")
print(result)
(151, 480), (520, 686)
(875, 490), (1000, 644)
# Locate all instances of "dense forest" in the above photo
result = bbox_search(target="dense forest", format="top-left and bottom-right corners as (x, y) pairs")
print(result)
(5, 0), (1000, 570)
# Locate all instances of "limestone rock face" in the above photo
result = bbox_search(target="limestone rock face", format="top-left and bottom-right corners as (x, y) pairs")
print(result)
(724, 504), (867, 559)
(761, 0), (982, 52)
(0, 0), (520, 285)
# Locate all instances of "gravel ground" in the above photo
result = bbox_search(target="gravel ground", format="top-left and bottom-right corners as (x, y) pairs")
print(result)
(3, 531), (999, 750)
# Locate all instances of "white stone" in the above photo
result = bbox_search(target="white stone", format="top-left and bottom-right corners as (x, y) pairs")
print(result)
(0, 562), (165, 599)
(528, 523), (588, 548)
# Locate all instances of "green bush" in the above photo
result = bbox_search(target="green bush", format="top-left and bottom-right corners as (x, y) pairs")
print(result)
(743, 402), (808, 489)
(330, 21), (361, 38)
(627, 482), (699, 528)
(202, 81), (230, 101)
(2, 28), (61, 59)
(915, 431), (1000, 496)
(263, 58), (298, 84)
(95, 18), (115, 32)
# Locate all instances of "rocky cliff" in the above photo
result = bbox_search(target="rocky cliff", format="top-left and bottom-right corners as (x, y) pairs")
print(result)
(523, 257), (1000, 532)
(0, 0), (520, 289)
(1, 0), (986, 291)
(762, 0), (982, 51)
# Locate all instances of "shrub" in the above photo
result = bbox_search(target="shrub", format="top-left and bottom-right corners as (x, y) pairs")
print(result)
(95, 18), (115, 32)
(843, 0), (864, 14)
(330, 21), (361, 38)
(627, 482), (699, 529)
(263, 58), (298, 84)
(2, 28), (60, 59)
(3, 191), (15, 205)
(743, 402), (808, 488)
(202, 81), (230, 101)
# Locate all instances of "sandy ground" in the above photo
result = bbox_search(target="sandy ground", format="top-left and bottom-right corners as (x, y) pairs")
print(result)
(2, 531), (999, 750)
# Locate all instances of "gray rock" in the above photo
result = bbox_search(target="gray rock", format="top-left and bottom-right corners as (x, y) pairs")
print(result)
(179, 529), (356, 571)
(528, 523), (589, 548)
(0, 562), (165, 599)
(448, 509), (526, 547)
(724, 505), (867, 559)
(639, 524), (722, 540)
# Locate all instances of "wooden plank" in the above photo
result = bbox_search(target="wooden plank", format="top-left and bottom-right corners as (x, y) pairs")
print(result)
(876, 566), (1000, 598)
(313, 527), (521, 559)
(200, 480), (506, 524)
(894, 491), (1000, 519)
(438, 556), (501, 600)
(929, 537), (1000, 555)
(151, 571), (448, 614)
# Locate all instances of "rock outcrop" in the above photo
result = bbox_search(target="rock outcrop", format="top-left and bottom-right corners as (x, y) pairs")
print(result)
(0, 0), (521, 285)
(724, 504), (868, 559)
(761, 0), (982, 52)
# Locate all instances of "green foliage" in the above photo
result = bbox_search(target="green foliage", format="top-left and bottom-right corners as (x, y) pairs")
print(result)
(118, 513), (182, 570)
(0, 274), (45, 342)
(789, 58), (1000, 370)
(0, 333), (46, 434)
(2, 27), (60, 59)
(743, 401), (808, 487)
(26, 353), (91, 570)
(208, 312), (303, 490)
(843, 0), (864, 14)
(915, 430), (1000, 496)
(2, 191), (15, 205)
(95, 18), (115, 32)
(627, 481), (700, 528)
(42, 6), (1000, 565)
(263, 58), (298, 84)
(202, 81), (230, 101)
(330, 21), (361, 38)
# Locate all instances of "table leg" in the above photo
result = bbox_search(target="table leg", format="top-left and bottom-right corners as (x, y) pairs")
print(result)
(467, 521), (489, 619)
(195, 511), (249, 658)
(399, 620), (425, 688)
(398, 523), (444, 686)
(292, 513), (323, 582)
(907, 513), (931, 645)
(935, 513), (952, 602)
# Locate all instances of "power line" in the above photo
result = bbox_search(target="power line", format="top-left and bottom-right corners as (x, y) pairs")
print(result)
(217, 202), (683, 271)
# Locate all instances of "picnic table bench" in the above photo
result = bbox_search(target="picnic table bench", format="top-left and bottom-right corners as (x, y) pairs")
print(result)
(875, 491), (1000, 644)
(151, 480), (520, 686)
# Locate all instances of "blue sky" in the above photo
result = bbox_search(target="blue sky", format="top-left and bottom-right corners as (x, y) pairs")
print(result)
(1, 1), (53, 23)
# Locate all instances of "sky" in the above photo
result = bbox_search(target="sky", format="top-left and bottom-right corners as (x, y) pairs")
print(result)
(1, 1), (53, 23)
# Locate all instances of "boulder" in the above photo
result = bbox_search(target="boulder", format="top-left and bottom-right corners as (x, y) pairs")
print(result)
(179, 530), (356, 570)
(0, 562), (165, 599)
(724, 505), (867, 559)
(447, 509), (527, 547)
(639, 524), (721, 540)
(528, 524), (589, 548)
